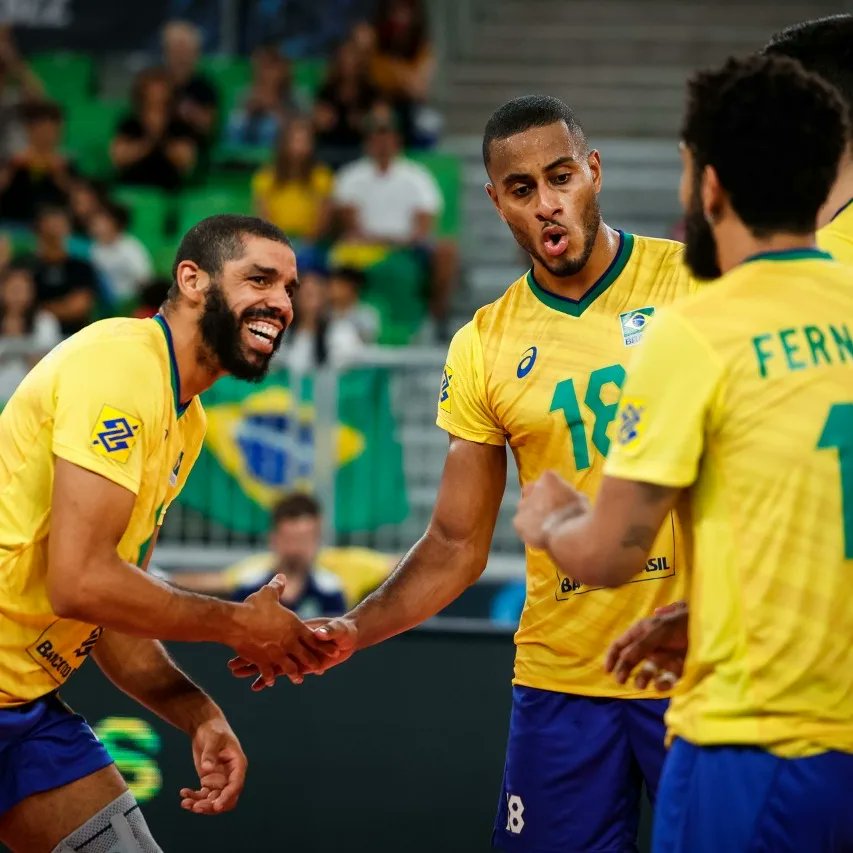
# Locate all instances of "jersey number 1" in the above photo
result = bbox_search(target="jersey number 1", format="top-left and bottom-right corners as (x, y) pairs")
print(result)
(818, 402), (853, 559)
(549, 365), (626, 471)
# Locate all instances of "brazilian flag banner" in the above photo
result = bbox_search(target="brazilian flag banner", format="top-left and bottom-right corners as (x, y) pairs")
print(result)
(176, 367), (408, 535)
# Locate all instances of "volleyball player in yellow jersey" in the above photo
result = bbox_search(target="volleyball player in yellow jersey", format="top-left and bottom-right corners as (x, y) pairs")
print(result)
(277, 95), (697, 851)
(594, 12), (853, 702)
(0, 215), (329, 852)
(515, 56), (853, 851)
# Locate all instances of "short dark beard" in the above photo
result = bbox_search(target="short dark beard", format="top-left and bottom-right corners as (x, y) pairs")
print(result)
(684, 173), (722, 280)
(198, 279), (283, 381)
(508, 191), (601, 277)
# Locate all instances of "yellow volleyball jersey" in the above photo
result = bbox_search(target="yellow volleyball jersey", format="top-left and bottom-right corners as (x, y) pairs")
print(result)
(606, 248), (853, 756)
(818, 198), (853, 265)
(437, 232), (696, 696)
(0, 316), (206, 706)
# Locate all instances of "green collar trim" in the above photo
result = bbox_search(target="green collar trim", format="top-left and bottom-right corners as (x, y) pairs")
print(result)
(153, 314), (191, 417)
(743, 247), (833, 265)
(526, 231), (635, 317)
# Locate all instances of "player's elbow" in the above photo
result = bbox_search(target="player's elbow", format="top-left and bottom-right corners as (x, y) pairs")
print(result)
(46, 562), (104, 622)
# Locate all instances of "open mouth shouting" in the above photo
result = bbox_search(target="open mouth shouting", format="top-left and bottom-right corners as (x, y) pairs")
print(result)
(541, 224), (569, 258)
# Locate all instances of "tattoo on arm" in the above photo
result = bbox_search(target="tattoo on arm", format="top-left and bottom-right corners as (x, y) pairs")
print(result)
(621, 525), (658, 552)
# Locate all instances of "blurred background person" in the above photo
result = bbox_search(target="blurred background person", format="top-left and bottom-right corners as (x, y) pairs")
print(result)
(251, 116), (333, 251)
(332, 100), (456, 338)
(370, 0), (436, 147)
(314, 37), (379, 170)
(168, 493), (348, 618)
(160, 20), (218, 153)
(226, 44), (303, 149)
(111, 68), (197, 190)
(0, 264), (60, 401)
(0, 26), (44, 161)
(26, 206), (98, 336)
(0, 102), (72, 225)
(327, 265), (380, 344)
(67, 176), (108, 239)
(88, 201), (153, 307)
(285, 268), (364, 371)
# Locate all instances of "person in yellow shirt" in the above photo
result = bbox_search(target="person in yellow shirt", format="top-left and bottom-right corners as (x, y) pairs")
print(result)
(600, 10), (853, 704)
(252, 116), (333, 245)
(238, 93), (701, 850)
(0, 215), (330, 852)
(515, 56), (853, 852)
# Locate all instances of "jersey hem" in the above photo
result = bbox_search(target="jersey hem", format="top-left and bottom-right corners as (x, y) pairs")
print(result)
(435, 417), (505, 446)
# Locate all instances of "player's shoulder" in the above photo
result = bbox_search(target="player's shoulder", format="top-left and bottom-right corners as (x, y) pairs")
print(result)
(631, 233), (689, 272)
(56, 318), (166, 368)
(468, 270), (529, 334)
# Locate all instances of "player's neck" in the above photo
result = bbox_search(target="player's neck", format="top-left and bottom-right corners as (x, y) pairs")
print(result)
(158, 306), (223, 402)
(715, 221), (818, 275)
(530, 223), (621, 301)
(817, 152), (853, 228)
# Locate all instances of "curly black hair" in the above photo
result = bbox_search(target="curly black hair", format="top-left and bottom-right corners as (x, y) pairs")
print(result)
(764, 14), (853, 143)
(682, 54), (849, 236)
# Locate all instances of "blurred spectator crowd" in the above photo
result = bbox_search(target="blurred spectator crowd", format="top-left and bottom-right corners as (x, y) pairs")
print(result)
(0, 0), (460, 400)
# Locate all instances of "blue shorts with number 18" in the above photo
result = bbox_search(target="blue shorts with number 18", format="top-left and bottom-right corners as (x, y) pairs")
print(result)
(492, 686), (668, 853)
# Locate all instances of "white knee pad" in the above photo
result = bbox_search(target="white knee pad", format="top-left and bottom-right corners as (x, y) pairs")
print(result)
(51, 790), (162, 853)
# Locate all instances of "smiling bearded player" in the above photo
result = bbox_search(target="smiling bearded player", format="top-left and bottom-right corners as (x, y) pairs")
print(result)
(0, 214), (331, 852)
(255, 96), (702, 851)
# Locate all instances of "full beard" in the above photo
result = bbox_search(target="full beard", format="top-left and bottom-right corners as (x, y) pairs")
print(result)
(510, 191), (602, 278)
(684, 178), (722, 280)
(199, 280), (283, 382)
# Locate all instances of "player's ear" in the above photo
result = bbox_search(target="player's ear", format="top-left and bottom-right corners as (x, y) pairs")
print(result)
(174, 259), (207, 306)
(485, 183), (507, 224)
(701, 165), (725, 224)
(587, 149), (602, 193)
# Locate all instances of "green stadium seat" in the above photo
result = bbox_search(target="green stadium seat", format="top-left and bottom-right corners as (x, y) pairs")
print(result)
(30, 52), (95, 103)
(198, 56), (252, 118)
(409, 150), (461, 237)
(176, 186), (253, 236)
(363, 249), (427, 345)
(112, 186), (171, 253)
(292, 58), (327, 101)
(64, 98), (127, 180)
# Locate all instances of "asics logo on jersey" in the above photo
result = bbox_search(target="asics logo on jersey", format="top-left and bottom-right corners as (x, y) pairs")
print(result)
(517, 347), (537, 378)
(619, 306), (655, 347)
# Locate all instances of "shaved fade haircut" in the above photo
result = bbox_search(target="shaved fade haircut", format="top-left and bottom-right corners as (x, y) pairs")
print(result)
(482, 95), (588, 174)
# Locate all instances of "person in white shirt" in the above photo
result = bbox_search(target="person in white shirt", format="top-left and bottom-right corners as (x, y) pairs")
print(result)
(328, 266), (380, 343)
(89, 201), (153, 305)
(285, 269), (364, 373)
(332, 100), (457, 337)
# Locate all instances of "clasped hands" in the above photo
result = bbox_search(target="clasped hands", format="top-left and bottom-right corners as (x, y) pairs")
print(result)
(227, 574), (357, 691)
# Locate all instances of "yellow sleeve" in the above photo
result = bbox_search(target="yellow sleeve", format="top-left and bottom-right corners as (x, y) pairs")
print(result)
(605, 308), (723, 487)
(435, 321), (505, 446)
(52, 342), (163, 495)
